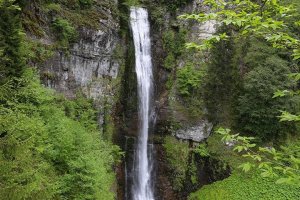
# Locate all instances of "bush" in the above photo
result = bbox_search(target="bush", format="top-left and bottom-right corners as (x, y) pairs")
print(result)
(177, 64), (205, 96)
(52, 17), (77, 48)
(236, 40), (295, 140)
(163, 53), (176, 70)
(0, 69), (119, 199)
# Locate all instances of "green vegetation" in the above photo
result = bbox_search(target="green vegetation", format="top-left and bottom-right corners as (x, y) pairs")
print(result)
(0, 70), (120, 199)
(162, 29), (186, 58)
(0, 1), (121, 199)
(24, 38), (54, 64)
(181, 0), (300, 140)
(215, 127), (300, 185)
(193, 143), (209, 157)
(172, 0), (300, 199)
(188, 129), (300, 199)
(177, 63), (205, 96)
(237, 39), (296, 140)
(122, 0), (140, 7)
(205, 133), (244, 168)
(21, 0), (118, 50)
(163, 136), (190, 191)
(161, 24), (207, 122)
(201, 36), (239, 126)
(145, 0), (191, 25)
(0, 0), (24, 79)
(189, 171), (300, 200)
(2, 0), (300, 199)
(52, 17), (77, 48)
(161, 0), (192, 12)
(201, 36), (296, 140)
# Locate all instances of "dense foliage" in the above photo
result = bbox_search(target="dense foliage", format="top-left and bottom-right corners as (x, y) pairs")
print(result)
(1, 0), (300, 199)
(189, 171), (300, 200)
(182, 0), (300, 140)
(0, 70), (119, 199)
(0, 0), (24, 79)
(163, 136), (190, 191)
(0, 1), (120, 199)
(203, 36), (297, 140)
(52, 17), (77, 48)
(178, 0), (300, 198)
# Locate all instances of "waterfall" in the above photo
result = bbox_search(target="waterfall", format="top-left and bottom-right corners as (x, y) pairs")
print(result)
(130, 7), (154, 200)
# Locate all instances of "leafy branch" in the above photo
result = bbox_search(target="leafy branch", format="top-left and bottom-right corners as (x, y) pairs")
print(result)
(179, 0), (300, 59)
(216, 127), (300, 185)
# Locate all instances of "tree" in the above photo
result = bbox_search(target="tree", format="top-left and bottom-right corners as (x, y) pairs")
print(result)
(181, 0), (300, 55)
(217, 127), (300, 185)
(202, 32), (241, 125)
(236, 39), (295, 140)
(0, 0), (24, 80)
(0, 69), (120, 199)
(181, 0), (300, 183)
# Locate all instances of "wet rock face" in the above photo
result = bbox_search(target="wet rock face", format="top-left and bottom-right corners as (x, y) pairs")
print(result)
(175, 120), (213, 142)
(42, 23), (119, 99)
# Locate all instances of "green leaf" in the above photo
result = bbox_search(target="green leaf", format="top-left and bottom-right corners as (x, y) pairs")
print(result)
(273, 90), (290, 98)
(239, 162), (253, 172)
(234, 145), (245, 152)
(279, 111), (300, 122)
(276, 178), (290, 184)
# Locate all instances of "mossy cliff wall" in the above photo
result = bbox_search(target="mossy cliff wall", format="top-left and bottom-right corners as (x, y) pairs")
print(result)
(114, 1), (226, 199)
(22, 0), (125, 137)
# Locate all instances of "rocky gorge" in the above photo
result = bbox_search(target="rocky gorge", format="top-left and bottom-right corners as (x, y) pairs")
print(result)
(24, 0), (228, 199)
(3, 0), (297, 199)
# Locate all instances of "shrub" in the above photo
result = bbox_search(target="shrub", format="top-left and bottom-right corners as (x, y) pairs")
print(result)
(52, 17), (77, 48)
(177, 64), (205, 96)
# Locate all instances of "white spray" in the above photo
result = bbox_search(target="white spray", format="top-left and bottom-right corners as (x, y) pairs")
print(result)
(130, 7), (154, 200)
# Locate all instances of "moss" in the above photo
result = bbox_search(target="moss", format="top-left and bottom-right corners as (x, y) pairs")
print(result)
(163, 136), (190, 191)
(193, 143), (210, 157)
(24, 39), (54, 64)
(144, 0), (192, 25)
(61, 8), (107, 30)
(22, 19), (45, 37)
(43, 3), (63, 13)
(22, 0), (118, 53)
(168, 89), (205, 124)
(41, 71), (56, 80)
(163, 53), (176, 70)
(103, 107), (116, 141)
(189, 155), (198, 185)
(122, 0), (141, 7)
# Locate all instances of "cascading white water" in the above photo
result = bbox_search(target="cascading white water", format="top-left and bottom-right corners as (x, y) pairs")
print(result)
(130, 7), (154, 200)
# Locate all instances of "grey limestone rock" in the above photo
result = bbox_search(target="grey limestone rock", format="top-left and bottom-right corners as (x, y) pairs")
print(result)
(175, 120), (213, 142)
(41, 16), (120, 99)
